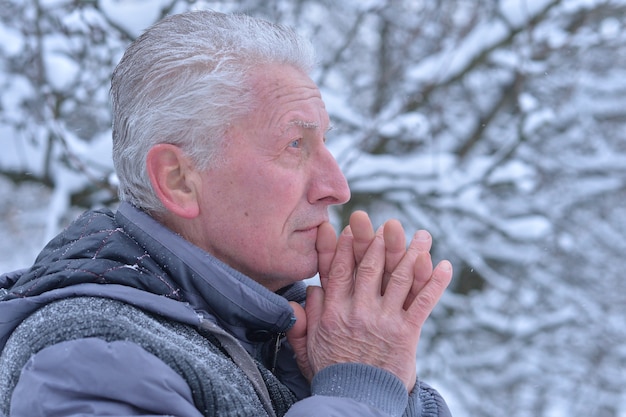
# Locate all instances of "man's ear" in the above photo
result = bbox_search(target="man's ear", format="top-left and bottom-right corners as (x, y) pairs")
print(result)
(146, 143), (201, 219)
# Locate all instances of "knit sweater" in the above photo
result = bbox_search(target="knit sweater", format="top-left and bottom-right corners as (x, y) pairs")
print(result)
(0, 296), (295, 416)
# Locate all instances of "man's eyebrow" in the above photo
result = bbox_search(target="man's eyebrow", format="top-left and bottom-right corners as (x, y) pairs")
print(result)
(287, 120), (335, 133)
(284, 120), (334, 138)
(288, 120), (320, 130)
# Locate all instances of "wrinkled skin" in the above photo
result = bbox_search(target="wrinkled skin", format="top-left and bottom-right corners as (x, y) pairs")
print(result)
(287, 211), (453, 391)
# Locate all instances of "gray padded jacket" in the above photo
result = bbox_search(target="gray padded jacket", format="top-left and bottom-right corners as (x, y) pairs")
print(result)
(0, 202), (451, 417)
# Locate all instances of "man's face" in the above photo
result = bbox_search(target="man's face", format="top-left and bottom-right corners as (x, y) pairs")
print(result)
(193, 64), (350, 290)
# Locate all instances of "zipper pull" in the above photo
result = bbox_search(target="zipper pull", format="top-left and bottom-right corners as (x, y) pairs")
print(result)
(271, 332), (285, 374)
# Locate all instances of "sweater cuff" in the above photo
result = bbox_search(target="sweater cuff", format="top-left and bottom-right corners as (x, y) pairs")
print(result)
(311, 363), (408, 417)
(406, 379), (453, 417)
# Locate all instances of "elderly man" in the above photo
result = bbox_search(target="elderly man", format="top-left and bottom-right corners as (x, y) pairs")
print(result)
(0, 10), (453, 417)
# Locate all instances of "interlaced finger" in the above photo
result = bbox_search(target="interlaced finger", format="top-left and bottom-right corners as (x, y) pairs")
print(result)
(402, 230), (434, 307)
(381, 219), (406, 295)
(380, 236), (422, 311)
(403, 251), (432, 309)
(353, 227), (386, 299)
(406, 260), (453, 325)
(324, 226), (356, 301)
(350, 211), (375, 265)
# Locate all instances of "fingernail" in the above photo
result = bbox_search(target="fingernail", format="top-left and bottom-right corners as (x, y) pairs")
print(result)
(414, 230), (430, 241)
(439, 260), (452, 272)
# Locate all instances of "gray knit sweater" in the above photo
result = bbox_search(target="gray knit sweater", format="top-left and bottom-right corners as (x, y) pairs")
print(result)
(0, 296), (296, 416)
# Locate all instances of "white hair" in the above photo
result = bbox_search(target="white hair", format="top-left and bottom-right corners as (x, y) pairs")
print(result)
(111, 10), (316, 212)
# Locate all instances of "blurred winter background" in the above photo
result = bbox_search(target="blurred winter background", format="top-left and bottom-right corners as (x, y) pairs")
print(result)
(1, 0), (625, 415)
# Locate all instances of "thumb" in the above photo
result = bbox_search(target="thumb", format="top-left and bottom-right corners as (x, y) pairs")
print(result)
(286, 301), (312, 381)
(316, 221), (337, 289)
(287, 301), (307, 341)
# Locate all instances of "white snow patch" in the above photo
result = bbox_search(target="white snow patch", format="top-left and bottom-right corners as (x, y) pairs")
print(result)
(0, 25), (24, 56)
(499, 0), (556, 27)
(99, 0), (172, 38)
(500, 215), (551, 240)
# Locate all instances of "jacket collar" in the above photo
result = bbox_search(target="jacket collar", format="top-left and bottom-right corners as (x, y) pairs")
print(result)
(116, 203), (303, 344)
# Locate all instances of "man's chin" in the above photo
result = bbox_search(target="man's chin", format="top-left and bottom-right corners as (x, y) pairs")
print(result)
(284, 256), (318, 281)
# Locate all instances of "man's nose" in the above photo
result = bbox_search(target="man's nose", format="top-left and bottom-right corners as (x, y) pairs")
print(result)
(308, 147), (351, 205)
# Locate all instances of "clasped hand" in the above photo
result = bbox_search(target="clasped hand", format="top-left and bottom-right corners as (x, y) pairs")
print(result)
(287, 211), (453, 392)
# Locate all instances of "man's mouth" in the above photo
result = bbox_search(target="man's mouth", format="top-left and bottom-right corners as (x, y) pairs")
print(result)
(295, 222), (324, 234)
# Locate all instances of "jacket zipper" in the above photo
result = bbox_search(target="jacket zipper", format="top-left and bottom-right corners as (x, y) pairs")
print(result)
(270, 332), (285, 374)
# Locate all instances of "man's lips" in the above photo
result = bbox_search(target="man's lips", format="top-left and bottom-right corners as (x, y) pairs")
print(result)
(295, 222), (326, 233)
(296, 226), (319, 233)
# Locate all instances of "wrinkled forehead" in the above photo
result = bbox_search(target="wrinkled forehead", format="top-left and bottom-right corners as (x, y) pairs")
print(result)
(245, 64), (329, 133)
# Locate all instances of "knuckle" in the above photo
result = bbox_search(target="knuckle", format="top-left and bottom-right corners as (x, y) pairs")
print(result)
(357, 258), (380, 277)
(410, 288), (440, 318)
(329, 260), (351, 280)
(388, 269), (412, 286)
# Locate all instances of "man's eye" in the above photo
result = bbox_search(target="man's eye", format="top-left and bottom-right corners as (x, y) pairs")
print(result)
(289, 139), (301, 148)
